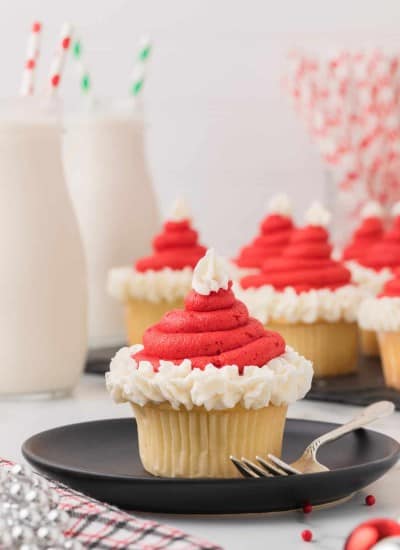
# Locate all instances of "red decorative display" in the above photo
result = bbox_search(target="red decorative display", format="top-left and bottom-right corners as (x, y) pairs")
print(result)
(284, 50), (400, 215)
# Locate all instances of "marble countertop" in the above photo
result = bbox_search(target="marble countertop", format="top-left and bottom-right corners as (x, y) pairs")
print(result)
(1, 374), (399, 550)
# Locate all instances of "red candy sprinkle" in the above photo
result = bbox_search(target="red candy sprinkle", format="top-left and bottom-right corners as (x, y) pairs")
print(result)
(26, 59), (35, 70)
(51, 74), (60, 87)
(62, 37), (70, 49)
(303, 503), (313, 514)
(365, 495), (376, 506)
(301, 529), (313, 542)
(32, 22), (41, 32)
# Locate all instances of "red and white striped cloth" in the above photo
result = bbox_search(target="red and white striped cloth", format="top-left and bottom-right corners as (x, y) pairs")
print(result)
(0, 459), (221, 550)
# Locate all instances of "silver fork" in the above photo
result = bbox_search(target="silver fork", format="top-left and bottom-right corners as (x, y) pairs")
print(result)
(230, 401), (395, 478)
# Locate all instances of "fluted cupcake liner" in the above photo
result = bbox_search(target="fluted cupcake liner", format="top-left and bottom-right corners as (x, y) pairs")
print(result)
(132, 402), (287, 478)
(359, 328), (380, 357)
(377, 331), (400, 390)
(265, 320), (358, 378)
(125, 297), (185, 344)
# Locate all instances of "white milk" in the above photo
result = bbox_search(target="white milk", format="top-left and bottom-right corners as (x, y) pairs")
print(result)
(63, 102), (160, 349)
(0, 99), (87, 396)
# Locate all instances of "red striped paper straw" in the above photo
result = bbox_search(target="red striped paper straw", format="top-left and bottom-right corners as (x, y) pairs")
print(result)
(48, 22), (73, 95)
(20, 21), (42, 96)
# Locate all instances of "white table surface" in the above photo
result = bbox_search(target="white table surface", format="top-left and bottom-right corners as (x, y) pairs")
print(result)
(1, 374), (399, 550)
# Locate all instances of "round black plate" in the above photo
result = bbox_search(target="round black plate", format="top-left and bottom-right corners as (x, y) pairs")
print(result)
(22, 418), (400, 514)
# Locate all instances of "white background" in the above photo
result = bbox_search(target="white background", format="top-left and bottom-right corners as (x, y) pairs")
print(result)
(4, 0), (400, 255)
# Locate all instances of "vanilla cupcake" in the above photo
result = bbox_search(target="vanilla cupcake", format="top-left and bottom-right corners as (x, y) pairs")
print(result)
(343, 201), (388, 292)
(239, 202), (365, 378)
(358, 271), (400, 390)
(233, 194), (294, 277)
(355, 201), (400, 356)
(342, 201), (387, 356)
(108, 198), (206, 344)
(106, 249), (313, 478)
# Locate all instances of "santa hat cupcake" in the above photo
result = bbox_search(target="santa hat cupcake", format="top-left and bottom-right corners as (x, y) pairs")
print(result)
(342, 200), (386, 356)
(107, 249), (313, 478)
(108, 198), (206, 344)
(361, 201), (400, 272)
(238, 202), (365, 378)
(358, 269), (400, 390)
(343, 200), (384, 264)
(234, 194), (294, 271)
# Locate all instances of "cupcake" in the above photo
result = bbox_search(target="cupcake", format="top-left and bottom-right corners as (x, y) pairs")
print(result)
(358, 271), (400, 390)
(234, 194), (294, 273)
(362, 201), (400, 274)
(343, 200), (384, 271)
(106, 249), (313, 478)
(108, 198), (206, 344)
(239, 202), (364, 378)
(342, 201), (386, 356)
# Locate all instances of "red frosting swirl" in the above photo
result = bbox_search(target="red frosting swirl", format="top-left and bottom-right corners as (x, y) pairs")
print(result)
(342, 216), (384, 262)
(135, 219), (206, 272)
(133, 282), (286, 372)
(241, 225), (351, 292)
(361, 216), (400, 270)
(379, 270), (400, 297)
(235, 214), (294, 268)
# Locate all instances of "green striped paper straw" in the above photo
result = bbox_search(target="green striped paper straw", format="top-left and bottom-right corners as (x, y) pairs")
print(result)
(71, 38), (91, 94)
(130, 36), (152, 97)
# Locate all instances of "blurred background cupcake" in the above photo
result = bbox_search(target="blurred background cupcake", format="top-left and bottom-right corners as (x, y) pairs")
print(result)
(342, 201), (387, 356)
(358, 269), (400, 390)
(233, 193), (295, 277)
(238, 202), (365, 378)
(108, 197), (206, 344)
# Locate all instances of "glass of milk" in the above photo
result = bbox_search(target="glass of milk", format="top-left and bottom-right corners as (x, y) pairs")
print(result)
(63, 99), (160, 351)
(0, 97), (87, 397)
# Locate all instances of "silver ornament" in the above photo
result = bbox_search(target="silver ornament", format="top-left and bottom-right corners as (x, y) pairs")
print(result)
(0, 462), (83, 549)
(63, 540), (84, 550)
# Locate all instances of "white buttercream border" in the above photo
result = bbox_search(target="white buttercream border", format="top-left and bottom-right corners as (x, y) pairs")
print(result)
(358, 296), (400, 332)
(107, 266), (193, 303)
(105, 344), (313, 411)
(235, 283), (366, 324)
(345, 261), (392, 295)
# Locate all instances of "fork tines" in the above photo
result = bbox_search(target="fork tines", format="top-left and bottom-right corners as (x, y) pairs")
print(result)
(230, 454), (301, 478)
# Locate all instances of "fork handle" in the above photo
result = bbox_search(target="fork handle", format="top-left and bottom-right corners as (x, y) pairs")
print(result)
(305, 401), (395, 456)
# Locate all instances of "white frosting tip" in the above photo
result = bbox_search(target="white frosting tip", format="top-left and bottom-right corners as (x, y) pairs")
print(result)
(268, 193), (292, 217)
(361, 200), (384, 219)
(391, 201), (400, 218)
(169, 197), (191, 222)
(305, 201), (331, 227)
(192, 248), (230, 295)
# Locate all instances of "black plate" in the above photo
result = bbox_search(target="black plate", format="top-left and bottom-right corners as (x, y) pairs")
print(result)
(22, 418), (400, 514)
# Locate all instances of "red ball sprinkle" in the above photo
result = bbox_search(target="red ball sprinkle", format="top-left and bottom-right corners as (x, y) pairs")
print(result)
(365, 494), (376, 506)
(32, 22), (41, 32)
(303, 503), (313, 514)
(62, 37), (71, 49)
(51, 74), (60, 88)
(301, 529), (313, 542)
(26, 59), (35, 70)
